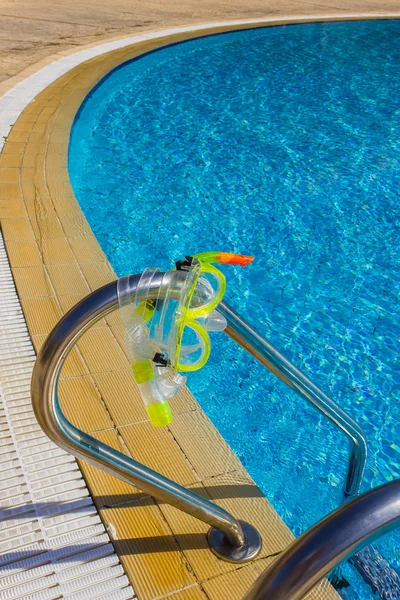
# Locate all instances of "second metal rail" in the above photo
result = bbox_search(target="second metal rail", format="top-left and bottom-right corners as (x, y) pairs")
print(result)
(219, 301), (367, 501)
(244, 478), (400, 600)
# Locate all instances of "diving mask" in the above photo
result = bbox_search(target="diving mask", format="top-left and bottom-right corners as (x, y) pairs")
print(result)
(118, 251), (253, 427)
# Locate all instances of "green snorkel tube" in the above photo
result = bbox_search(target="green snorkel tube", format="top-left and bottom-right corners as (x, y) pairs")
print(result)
(118, 251), (254, 427)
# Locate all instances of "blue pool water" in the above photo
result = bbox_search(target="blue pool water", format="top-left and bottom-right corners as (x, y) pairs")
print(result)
(69, 21), (400, 597)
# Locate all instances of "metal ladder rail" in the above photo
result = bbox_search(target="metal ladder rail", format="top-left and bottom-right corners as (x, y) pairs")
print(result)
(243, 478), (400, 600)
(31, 273), (367, 562)
(219, 301), (368, 501)
(31, 273), (261, 564)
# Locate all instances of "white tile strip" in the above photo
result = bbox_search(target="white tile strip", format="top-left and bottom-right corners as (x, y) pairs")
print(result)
(0, 231), (135, 600)
(0, 14), (395, 148)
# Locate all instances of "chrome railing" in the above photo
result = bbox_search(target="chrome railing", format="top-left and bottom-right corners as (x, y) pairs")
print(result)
(219, 302), (367, 501)
(31, 274), (367, 563)
(244, 479), (400, 600)
(31, 274), (261, 564)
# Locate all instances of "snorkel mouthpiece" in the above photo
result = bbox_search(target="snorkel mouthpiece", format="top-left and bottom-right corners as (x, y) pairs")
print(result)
(118, 251), (253, 427)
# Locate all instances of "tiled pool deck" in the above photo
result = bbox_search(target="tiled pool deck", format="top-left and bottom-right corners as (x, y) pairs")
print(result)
(0, 14), (397, 600)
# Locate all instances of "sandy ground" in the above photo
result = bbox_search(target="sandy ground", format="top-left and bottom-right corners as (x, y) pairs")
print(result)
(0, 0), (399, 83)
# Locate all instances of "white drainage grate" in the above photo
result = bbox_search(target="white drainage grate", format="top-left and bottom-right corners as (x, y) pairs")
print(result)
(0, 231), (135, 600)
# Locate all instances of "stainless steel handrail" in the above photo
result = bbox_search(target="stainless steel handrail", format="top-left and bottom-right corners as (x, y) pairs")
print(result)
(243, 479), (400, 600)
(31, 275), (262, 564)
(31, 274), (367, 562)
(218, 301), (367, 500)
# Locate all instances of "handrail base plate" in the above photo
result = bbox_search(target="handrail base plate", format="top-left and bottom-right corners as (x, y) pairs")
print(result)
(208, 520), (262, 563)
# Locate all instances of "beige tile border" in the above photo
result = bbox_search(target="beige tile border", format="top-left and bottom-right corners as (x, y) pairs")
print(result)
(0, 18), (369, 599)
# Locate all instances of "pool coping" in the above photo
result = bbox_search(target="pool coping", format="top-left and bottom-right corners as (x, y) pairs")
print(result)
(1, 14), (397, 600)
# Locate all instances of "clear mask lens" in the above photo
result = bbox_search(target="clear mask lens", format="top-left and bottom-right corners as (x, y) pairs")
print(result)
(179, 325), (205, 367)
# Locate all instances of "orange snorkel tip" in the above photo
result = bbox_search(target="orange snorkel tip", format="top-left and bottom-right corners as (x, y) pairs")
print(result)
(216, 253), (255, 267)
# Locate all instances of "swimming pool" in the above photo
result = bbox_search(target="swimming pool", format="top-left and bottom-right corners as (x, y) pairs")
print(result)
(69, 20), (400, 598)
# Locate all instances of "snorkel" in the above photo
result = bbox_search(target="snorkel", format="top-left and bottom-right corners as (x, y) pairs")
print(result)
(118, 252), (254, 427)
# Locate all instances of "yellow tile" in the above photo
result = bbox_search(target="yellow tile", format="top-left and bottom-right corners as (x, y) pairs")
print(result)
(48, 124), (70, 138)
(39, 105), (58, 118)
(100, 499), (196, 600)
(14, 112), (37, 125)
(0, 167), (19, 183)
(104, 310), (127, 351)
(77, 327), (129, 374)
(7, 129), (31, 143)
(52, 194), (82, 218)
(25, 196), (58, 222)
(118, 421), (197, 486)
(30, 217), (65, 240)
(31, 122), (50, 136)
(0, 199), (27, 219)
(45, 165), (70, 183)
(8, 121), (33, 133)
(21, 179), (54, 209)
(46, 262), (90, 297)
(45, 162), (70, 183)
(70, 237), (106, 263)
(205, 470), (294, 556)
(169, 410), (243, 479)
(2, 142), (26, 155)
(0, 154), (22, 168)
(47, 141), (68, 155)
(20, 167), (36, 182)
(58, 375), (113, 433)
(57, 294), (82, 315)
(167, 586), (208, 599)
(60, 347), (88, 379)
(29, 131), (49, 144)
(0, 182), (22, 200)
(22, 152), (43, 169)
(31, 334), (45, 354)
(77, 429), (143, 508)
(57, 294), (105, 327)
(24, 141), (47, 155)
(204, 556), (338, 600)
(1, 219), (34, 241)
(157, 481), (234, 582)
(159, 471), (292, 580)
(47, 96), (64, 108)
(45, 152), (67, 172)
(5, 240), (41, 267)
(20, 296), (61, 336)
(170, 386), (198, 416)
(22, 102), (43, 115)
(78, 261), (116, 290)
(21, 180), (36, 201)
(40, 238), (75, 264)
(202, 556), (274, 600)
(93, 370), (148, 427)
(29, 163), (46, 188)
(12, 266), (52, 298)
